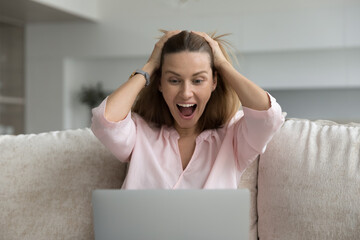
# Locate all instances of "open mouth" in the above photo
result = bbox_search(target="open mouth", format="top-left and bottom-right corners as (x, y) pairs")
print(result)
(177, 103), (197, 117)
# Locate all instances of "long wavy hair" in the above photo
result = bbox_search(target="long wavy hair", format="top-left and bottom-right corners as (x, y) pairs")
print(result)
(132, 30), (240, 132)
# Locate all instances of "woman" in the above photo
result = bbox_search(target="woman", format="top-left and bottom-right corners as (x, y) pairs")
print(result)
(91, 30), (284, 189)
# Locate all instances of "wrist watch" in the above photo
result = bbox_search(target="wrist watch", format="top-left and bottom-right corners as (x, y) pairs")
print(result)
(130, 69), (150, 86)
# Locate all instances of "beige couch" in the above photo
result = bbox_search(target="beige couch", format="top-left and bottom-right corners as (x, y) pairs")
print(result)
(1, 118), (359, 239)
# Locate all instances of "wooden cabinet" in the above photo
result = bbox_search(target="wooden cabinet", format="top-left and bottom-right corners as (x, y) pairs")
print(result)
(0, 22), (24, 134)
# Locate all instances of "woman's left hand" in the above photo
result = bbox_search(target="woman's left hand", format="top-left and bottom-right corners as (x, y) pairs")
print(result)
(191, 31), (229, 69)
(193, 31), (271, 110)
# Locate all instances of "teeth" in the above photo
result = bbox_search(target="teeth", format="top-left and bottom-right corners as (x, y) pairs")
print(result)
(177, 104), (195, 107)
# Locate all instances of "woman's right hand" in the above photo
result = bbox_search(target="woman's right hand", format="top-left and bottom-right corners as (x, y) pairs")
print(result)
(103, 30), (180, 122)
(146, 30), (181, 73)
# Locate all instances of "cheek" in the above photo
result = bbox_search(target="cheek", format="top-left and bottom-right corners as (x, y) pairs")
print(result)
(196, 91), (212, 108)
(161, 88), (174, 107)
(159, 77), (165, 92)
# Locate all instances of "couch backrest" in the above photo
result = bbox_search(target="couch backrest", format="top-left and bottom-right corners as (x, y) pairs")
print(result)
(3, 119), (358, 240)
(257, 119), (360, 240)
(0, 127), (259, 240)
(0, 128), (127, 240)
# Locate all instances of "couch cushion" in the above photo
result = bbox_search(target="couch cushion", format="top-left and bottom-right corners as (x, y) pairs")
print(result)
(257, 119), (360, 239)
(238, 159), (259, 240)
(0, 128), (127, 240)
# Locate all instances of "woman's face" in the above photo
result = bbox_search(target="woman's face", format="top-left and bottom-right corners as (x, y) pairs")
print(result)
(159, 51), (217, 134)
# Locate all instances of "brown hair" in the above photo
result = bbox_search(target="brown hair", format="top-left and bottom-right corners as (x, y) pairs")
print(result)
(132, 30), (240, 131)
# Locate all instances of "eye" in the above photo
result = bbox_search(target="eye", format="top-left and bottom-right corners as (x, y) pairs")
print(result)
(193, 79), (204, 85)
(168, 78), (180, 84)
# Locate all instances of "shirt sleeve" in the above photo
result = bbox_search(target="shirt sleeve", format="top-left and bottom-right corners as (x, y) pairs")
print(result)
(90, 97), (136, 162)
(233, 93), (285, 171)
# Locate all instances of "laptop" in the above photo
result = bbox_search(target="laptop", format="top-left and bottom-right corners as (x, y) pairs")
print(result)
(92, 189), (250, 240)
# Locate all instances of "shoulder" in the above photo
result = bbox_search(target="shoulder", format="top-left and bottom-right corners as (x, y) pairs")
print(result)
(227, 110), (245, 128)
(131, 112), (164, 137)
(205, 110), (244, 140)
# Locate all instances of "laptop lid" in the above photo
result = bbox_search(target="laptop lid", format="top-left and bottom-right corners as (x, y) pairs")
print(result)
(92, 189), (250, 240)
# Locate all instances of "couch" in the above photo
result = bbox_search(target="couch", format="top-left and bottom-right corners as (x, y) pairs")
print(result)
(1, 118), (359, 240)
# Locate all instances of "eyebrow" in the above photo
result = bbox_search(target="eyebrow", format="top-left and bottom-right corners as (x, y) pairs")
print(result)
(164, 70), (208, 77)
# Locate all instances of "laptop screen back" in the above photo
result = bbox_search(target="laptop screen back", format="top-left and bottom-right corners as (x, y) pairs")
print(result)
(92, 189), (250, 240)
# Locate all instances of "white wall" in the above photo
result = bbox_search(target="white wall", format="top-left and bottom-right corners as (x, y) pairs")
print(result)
(26, 0), (360, 133)
(31, 0), (99, 21)
(26, 57), (64, 133)
(241, 48), (360, 89)
(63, 57), (145, 129)
(269, 89), (360, 123)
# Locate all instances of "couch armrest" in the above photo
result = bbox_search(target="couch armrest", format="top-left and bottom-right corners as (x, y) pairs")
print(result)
(0, 128), (127, 240)
(257, 119), (360, 239)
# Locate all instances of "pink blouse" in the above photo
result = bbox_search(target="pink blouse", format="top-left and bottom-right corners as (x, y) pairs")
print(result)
(91, 94), (284, 189)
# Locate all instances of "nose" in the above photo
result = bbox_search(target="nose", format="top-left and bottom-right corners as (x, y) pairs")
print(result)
(180, 81), (194, 99)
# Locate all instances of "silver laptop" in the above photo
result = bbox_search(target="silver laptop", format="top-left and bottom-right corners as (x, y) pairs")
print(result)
(92, 189), (250, 240)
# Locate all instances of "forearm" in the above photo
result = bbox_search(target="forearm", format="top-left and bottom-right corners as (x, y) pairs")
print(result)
(105, 62), (155, 122)
(218, 61), (270, 111)
(104, 31), (181, 122)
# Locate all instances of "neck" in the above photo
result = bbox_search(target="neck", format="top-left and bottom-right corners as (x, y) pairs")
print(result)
(174, 125), (198, 138)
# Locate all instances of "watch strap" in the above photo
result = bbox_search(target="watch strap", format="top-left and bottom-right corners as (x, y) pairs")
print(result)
(130, 69), (150, 86)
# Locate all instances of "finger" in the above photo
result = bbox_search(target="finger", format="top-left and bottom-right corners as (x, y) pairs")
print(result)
(191, 31), (218, 47)
(191, 31), (228, 68)
(148, 30), (181, 68)
(158, 30), (181, 44)
(191, 31), (211, 40)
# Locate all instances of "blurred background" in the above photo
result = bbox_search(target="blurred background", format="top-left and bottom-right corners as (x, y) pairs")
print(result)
(0, 0), (359, 134)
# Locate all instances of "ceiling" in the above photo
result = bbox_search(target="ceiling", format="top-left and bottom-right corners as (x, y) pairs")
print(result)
(0, 0), (94, 25)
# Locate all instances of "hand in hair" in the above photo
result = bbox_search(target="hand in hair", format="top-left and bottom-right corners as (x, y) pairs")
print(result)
(191, 31), (229, 69)
(147, 30), (181, 73)
(192, 31), (271, 111)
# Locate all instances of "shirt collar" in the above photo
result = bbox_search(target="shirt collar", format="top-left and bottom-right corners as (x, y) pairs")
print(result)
(162, 125), (217, 143)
